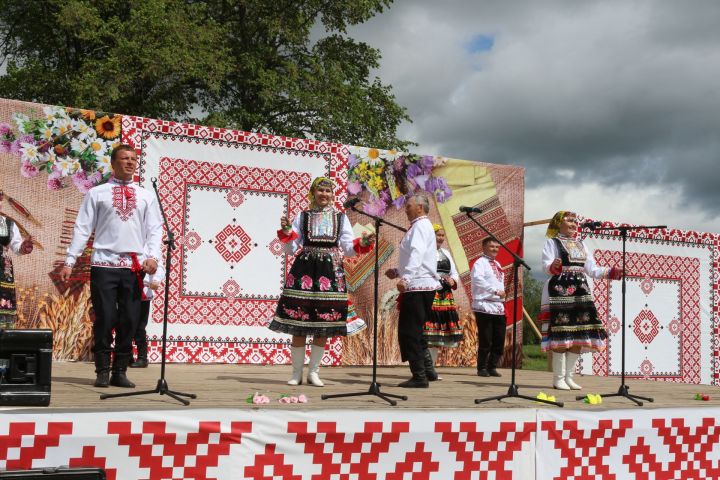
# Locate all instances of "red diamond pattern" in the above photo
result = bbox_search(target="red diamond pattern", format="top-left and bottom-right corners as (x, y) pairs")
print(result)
(214, 225), (252, 263)
(633, 308), (660, 345)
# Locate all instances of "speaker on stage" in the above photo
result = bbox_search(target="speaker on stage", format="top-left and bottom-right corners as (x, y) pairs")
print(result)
(0, 467), (105, 479)
(0, 329), (52, 407)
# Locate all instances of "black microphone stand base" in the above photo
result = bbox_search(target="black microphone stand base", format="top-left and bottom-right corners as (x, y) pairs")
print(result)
(578, 384), (653, 407)
(476, 384), (564, 407)
(100, 378), (197, 406)
(322, 382), (408, 406)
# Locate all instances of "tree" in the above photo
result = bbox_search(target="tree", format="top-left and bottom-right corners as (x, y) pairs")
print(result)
(522, 274), (544, 345)
(0, 0), (411, 149)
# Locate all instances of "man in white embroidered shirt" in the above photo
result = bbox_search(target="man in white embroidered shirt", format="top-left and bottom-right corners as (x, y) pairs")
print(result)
(471, 237), (506, 377)
(386, 194), (441, 388)
(59, 145), (162, 389)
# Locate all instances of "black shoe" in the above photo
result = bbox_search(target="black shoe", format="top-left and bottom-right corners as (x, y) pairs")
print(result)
(129, 358), (148, 368)
(110, 373), (136, 388)
(398, 377), (429, 388)
(477, 368), (490, 377)
(488, 368), (502, 377)
(94, 371), (110, 388)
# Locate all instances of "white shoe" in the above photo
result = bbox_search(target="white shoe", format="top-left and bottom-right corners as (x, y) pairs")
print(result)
(552, 352), (571, 390)
(346, 319), (367, 337)
(565, 352), (582, 390)
(287, 346), (305, 386)
(306, 345), (325, 387)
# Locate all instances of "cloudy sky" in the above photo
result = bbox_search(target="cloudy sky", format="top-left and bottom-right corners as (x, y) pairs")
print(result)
(346, 0), (720, 271)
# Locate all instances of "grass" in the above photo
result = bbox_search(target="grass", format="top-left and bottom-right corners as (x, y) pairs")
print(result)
(522, 344), (549, 371)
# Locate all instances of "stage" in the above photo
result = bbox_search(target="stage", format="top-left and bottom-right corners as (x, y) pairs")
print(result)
(40, 362), (720, 410)
(2, 363), (720, 479)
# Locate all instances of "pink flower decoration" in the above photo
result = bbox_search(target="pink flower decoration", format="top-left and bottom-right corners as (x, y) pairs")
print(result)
(566, 286), (576, 295)
(318, 276), (331, 291)
(300, 275), (313, 290)
(47, 177), (63, 190)
(279, 396), (291, 404)
(285, 273), (295, 287)
(347, 180), (362, 195)
(20, 160), (39, 178)
(298, 394), (308, 403)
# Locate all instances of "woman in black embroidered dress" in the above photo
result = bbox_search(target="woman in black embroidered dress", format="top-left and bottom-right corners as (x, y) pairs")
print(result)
(422, 224), (462, 377)
(0, 213), (33, 329)
(268, 177), (374, 386)
(539, 211), (621, 391)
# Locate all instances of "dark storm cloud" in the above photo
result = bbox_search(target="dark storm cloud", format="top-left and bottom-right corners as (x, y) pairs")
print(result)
(347, 0), (720, 215)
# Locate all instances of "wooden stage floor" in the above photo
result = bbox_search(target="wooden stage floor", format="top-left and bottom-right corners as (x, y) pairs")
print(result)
(30, 361), (720, 412)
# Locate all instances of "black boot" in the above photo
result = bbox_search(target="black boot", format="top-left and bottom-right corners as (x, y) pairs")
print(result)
(110, 354), (136, 388)
(399, 358), (429, 388)
(130, 344), (148, 368)
(94, 352), (111, 388)
(488, 353), (503, 377)
(477, 348), (490, 377)
(423, 349), (439, 381)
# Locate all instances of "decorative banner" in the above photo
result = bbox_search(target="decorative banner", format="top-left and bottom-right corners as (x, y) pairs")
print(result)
(1, 97), (525, 368)
(581, 225), (719, 385)
(3, 407), (720, 479)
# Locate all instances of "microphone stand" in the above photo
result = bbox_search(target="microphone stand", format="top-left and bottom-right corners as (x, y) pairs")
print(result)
(101, 177), (197, 406)
(322, 204), (408, 406)
(469, 212), (563, 407)
(576, 223), (665, 406)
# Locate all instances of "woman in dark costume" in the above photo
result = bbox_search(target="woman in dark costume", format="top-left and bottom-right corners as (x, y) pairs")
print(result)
(269, 177), (374, 386)
(0, 214), (33, 329)
(539, 211), (621, 390)
(422, 224), (462, 377)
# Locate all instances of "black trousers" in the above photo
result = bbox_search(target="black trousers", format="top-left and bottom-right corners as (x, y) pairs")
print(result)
(398, 290), (435, 364)
(90, 267), (141, 356)
(133, 300), (151, 351)
(475, 311), (506, 369)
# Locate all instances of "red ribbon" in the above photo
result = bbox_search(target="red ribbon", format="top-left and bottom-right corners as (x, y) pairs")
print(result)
(129, 253), (148, 301)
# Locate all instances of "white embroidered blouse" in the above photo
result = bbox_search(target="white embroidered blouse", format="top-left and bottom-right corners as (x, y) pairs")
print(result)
(471, 255), (506, 315)
(397, 216), (441, 291)
(65, 177), (163, 268)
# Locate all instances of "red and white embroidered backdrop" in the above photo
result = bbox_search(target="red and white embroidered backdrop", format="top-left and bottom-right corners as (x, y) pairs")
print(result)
(122, 117), (348, 365)
(2, 407), (720, 479)
(580, 224), (719, 386)
(1, 97), (525, 366)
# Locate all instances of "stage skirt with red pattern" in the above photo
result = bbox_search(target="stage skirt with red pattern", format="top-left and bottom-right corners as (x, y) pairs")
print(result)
(540, 238), (607, 353)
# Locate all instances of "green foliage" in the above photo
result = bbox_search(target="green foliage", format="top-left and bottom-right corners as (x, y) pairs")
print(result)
(0, 0), (411, 149)
(522, 274), (544, 345)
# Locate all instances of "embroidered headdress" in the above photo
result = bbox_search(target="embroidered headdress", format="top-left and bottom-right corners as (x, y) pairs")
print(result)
(546, 211), (576, 238)
(307, 176), (335, 207)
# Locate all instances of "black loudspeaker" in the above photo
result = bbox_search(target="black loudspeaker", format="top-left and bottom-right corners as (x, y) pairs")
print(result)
(0, 467), (105, 479)
(0, 329), (52, 406)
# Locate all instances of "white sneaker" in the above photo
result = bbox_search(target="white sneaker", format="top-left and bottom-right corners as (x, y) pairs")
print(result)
(346, 319), (367, 337)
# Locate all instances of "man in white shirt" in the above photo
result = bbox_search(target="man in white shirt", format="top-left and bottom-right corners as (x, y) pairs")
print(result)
(471, 237), (506, 377)
(60, 145), (162, 388)
(386, 194), (441, 388)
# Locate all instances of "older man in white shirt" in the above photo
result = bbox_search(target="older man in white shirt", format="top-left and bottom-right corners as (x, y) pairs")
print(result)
(386, 194), (441, 388)
(471, 237), (506, 377)
(60, 145), (162, 389)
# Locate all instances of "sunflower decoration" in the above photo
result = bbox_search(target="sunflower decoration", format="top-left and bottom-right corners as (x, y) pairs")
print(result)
(94, 115), (121, 140)
(9, 106), (123, 192)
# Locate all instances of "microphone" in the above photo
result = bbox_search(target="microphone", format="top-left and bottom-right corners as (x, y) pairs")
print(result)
(343, 197), (362, 209)
(581, 221), (603, 229)
(459, 206), (483, 214)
